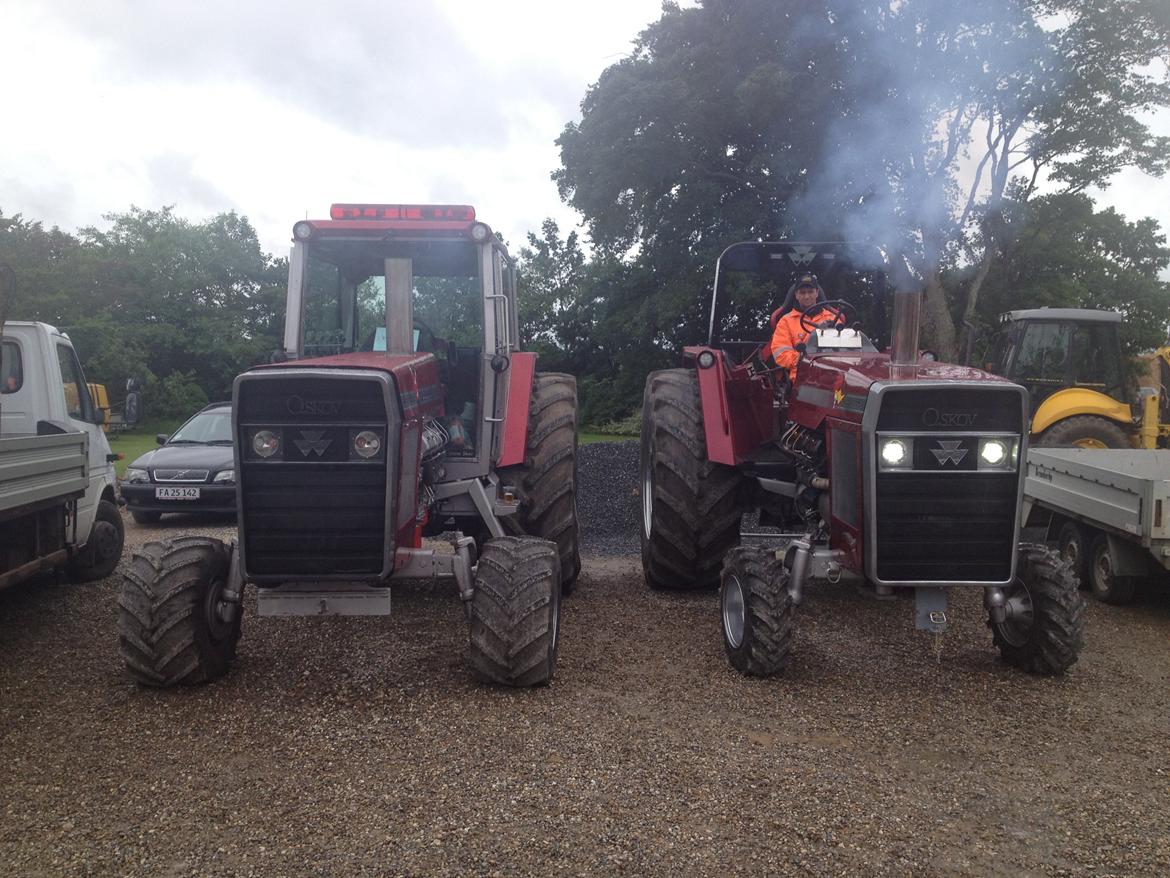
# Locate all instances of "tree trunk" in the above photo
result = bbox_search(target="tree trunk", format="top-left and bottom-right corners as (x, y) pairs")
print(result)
(921, 268), (959, 362)
(957, 245), (996, 364)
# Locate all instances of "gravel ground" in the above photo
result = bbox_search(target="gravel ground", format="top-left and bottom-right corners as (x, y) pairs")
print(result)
(578, 440), (640, 556)
(3, 506), (1170, 876)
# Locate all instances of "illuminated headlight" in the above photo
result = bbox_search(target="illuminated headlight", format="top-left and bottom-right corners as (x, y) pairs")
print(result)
(252, 430), (280, 458)
(124, 467), (149, 484)
(469, 222), (491, 242)
(352, 430), (382, 459)
(213, 469), (235, 484)
(978, 438), (1016, 470)
(292, 221), (314, 241)
(879, 438), (910, 468)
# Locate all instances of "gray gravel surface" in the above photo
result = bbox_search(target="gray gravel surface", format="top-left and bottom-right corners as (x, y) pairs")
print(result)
(3, 510), (1170, 877)
(578, 440), (640, 556)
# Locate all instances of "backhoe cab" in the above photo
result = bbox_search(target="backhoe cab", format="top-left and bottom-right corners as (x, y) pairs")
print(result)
(640, 242), (1084, 678)
(119, 204), (580, 688)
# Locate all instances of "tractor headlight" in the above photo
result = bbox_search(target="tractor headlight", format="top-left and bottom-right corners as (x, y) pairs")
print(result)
(879, 437), (911, 470)
(124, 467), (149, 484)
(213, 469), (235, 484)
(352, 429), (382, 459)
(252, 430), (280, 458)
(978, 438), (1016, 470)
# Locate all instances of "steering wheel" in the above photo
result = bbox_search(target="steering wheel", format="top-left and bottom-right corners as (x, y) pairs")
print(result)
(799, 299), (856, 334)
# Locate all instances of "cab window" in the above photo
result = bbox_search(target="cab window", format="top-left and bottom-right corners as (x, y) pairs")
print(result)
(1, 340), (21, 393)
(1014, 322), (1070, 384)
(56, 343), (92, 420)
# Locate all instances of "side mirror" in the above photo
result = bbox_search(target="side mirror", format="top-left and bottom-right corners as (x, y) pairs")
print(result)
(123, 391), (142, 426)
(156, 434), (169, 446)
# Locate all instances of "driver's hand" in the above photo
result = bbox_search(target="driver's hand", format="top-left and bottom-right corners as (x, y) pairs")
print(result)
(794, 342), (806, 353)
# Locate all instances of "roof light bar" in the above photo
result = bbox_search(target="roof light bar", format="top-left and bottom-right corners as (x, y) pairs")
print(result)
(329, 204), (476, 222)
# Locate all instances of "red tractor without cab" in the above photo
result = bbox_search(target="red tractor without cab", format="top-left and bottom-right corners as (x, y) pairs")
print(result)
(118, 204), (579, 688)
(640, 242), (1085, 676)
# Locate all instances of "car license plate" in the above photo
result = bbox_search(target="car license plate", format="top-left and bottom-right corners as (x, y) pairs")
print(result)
(155, 487), (200, 500)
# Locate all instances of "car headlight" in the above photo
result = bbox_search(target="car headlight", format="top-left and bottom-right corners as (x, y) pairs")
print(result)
(124, 467), (149, 484)
(213, 469), (235, 484)
(978, 438), (1017, 470)
(879, 437), (912, 470)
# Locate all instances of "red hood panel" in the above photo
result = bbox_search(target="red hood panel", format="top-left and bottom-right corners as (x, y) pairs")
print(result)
(258, 351), (433, 374)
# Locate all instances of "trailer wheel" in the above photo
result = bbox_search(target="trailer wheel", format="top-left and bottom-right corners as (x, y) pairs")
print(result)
(500, 372), (580, 594)
(990, 544), (1085, 675)
(468, 536), (561, 687)
(720, 545), (794, 677)
(66, 499), (125, 582)
(1087, 534), (1138, 605)
(641, 369), (744, 590)
(1036, 415), (1129, 449)
(118, 537), (241, 687)
(1055, 519), (1089, 588)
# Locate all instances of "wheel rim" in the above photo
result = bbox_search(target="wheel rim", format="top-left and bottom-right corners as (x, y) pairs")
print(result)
(1073, 438), (1108, 449)
(722, 575), (746, 649)
(203, 575), (234, 643)
(91, 521), (120, 562)
(1093, 549), (1113, 595)
(998, 581), (1035, 648)
(641, 456), (654, 541)
(1060, 533), (1081, 570)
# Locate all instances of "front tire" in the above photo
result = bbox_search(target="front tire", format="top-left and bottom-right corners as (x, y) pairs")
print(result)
(990, 544), (1085, 675)
(468, 537), (561, 687)
(67, 499), (125, 582)
(720, 545), (794, 677)
(117, 537), (242, 687)
(1036, 415), (1130, 449)
(641, 369), (744, 590)
(1088, 534), (1138, 604)
(500, 373), (581, 594)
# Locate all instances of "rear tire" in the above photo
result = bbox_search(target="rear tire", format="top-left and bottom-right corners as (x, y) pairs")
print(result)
(1055, 519), (1089, 588)
(130, 509), (162, 525)
(500, 373), (580, 594)
(1088, 534), (1138, 605)
(67, 499), (125, 582)
(468, 536), (561, 687)
(720, 545), (794, 677)
(990, 544), (1085, 675)
(641, 369), (744, 590)
(117, 537), (241, 687)
(1036, 415), (1129, 449)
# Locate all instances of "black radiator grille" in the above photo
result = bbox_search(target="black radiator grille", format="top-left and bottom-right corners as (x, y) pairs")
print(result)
(875, 472), (1017, 582)
(242, 465), (386, 575)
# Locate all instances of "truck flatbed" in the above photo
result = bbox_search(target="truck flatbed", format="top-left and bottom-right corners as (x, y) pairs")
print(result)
(0, 431), (89, 519)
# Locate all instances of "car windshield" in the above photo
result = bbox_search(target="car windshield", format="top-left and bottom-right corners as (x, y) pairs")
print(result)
(169, 409), (232, 444)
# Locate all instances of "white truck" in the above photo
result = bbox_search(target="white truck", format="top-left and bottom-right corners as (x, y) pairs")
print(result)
(1024, 447), (1170, 604)
(1, 292), (127, 589)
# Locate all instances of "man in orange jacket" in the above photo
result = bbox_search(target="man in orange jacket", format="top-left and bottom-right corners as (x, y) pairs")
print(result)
(768, 274), (840, 380)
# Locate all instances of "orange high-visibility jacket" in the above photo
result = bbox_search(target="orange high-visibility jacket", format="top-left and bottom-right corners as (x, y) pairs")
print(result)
(768, 306), (840, 379)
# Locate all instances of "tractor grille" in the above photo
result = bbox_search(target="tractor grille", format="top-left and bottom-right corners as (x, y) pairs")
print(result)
(874, 473), (1017, 581)
(870, 385), (1024, 583)
(235, 373), (396, 579)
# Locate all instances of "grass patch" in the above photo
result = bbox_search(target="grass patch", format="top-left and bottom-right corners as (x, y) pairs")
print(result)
(579, 432), (635, 445)
(105, 420), (182, 477)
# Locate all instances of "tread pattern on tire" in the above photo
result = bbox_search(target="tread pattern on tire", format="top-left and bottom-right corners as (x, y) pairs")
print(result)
(500, 372), (580, 593)
(642, 369), (743, 590)
(117, 536), (240, 687)
(1036, 415), (1129, 449)
(722, 545), (795, 677)
(991, 543), (1086, 675)
(469, 536), (560, 687)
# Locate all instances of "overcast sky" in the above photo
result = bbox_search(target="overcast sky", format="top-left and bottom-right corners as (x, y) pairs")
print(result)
(2, 0), (1168, 263)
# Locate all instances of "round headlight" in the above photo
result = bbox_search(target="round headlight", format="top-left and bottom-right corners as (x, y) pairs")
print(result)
(981, 440), (1007, 465)
(881, 438), (907, 466)
(292, 221), (314, 241)
(697, 350), (716, 369)
(252, 430), (280, 458)
(469, 222), (491, 242)
(353, 430), (381, 459)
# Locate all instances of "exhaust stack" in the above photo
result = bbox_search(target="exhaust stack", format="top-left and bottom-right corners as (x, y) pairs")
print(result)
(888, 259), (923, 381)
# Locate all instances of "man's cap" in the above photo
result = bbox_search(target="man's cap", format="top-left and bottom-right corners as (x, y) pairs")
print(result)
(796, 274), (818, 288)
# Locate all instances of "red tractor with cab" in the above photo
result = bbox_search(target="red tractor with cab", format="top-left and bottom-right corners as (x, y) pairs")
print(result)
(118, 204), (579, 688)
(640, 242), (1084, 676)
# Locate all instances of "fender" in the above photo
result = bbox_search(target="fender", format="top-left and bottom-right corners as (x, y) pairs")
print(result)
(1031, 387), (1132, 435)
(497, 352), (536, 467)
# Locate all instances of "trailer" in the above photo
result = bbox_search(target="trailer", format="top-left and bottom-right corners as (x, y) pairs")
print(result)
(1024, 447), (1170, 604)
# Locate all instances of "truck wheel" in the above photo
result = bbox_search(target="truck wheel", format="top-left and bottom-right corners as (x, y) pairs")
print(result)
(1036, 415), (1130, 449)
(118, 537), (241, 687)
(500, 373), (580, 594)
(130, 509), (162, 525)
(1055, 519), (1089, 588)
(990, 544), (1085, 675)
(720, 545), (794, 677)
(66, 499), (125, 582)
(468, 536), (561, 687)
(641, 369), (743, 590)
(1087, 534), (1138, 604)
